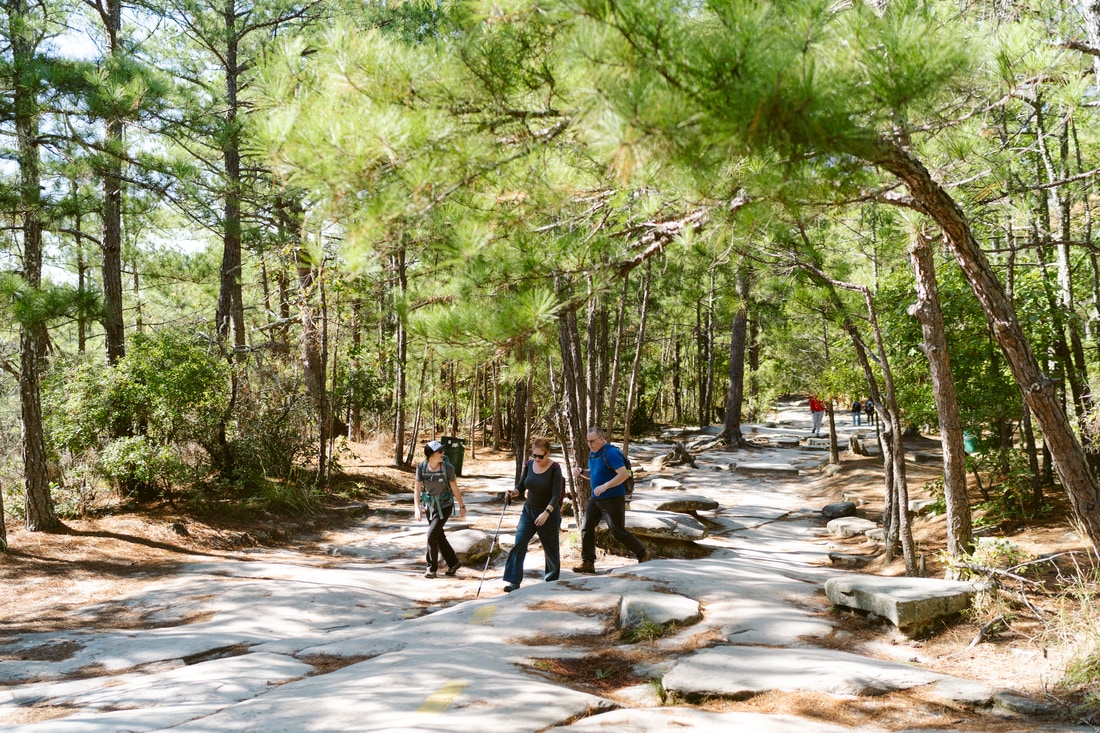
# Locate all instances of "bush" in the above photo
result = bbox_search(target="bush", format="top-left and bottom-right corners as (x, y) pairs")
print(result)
(98, 435), (189, 500)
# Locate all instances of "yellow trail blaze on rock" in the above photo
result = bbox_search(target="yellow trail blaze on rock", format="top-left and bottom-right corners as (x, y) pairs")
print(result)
(469, 605), (496, 625)
(417, 680), (468, 714)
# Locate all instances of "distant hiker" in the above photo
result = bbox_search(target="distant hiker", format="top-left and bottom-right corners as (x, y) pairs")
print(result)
(864, 397), (876, 425)
(571, 427), (648, 574)
(808, 395), (826, 437)
(501, 437), (563, 592)
(850, 399), (862, 426)
(414, 439), (466, 578)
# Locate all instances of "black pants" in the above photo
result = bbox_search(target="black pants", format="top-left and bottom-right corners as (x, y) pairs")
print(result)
(580, 495), (646, 562)
(425, 503), (458, 573)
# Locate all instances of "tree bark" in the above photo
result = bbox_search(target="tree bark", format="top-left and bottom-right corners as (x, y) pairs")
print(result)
(721, 264), (750, 447)
(215, 0), (246, 350)
(492, 357), (502, 451)
(100, 0), (125, 365)
(392, 247), (408, 466)
(908, 230), (972, 559)
(606, 274), (630, 437)
(556, 288), (589, 522)
(10, 2), (55, 531)
(622, 262), (651, 457)
(868, 136), (1100, 552)
(296, 231), (328, 487)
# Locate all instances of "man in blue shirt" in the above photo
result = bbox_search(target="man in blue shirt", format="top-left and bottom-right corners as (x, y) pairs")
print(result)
(571, 427), (648, 573)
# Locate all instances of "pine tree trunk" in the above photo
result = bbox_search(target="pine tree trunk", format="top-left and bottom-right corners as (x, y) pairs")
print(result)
(392, 247), (408, 466)
(469, 363), (478, 460)
(622, 263), (651, 457)
(556, 295), (589, 522)
(492, 357), (502, 451)
(864, 291), (917, 575)
(296, 239), (327, 488)
(908, 230), (972, 559)
(869, 136), (1100, 553)
(74, 182), (87, 353)
(586, 288), (608, 430)
(721, 264), (750, 447)
(1021, 401), (1044, 511)
(823, 279), (911, 569)
(101, 0), (125, 365)
(827, 400), (839, 465)
(672, 336), (683, 424)
(0, 481), (7, 550)
(11, 5), (55, 531)
(216, 3), (246, 350)
(606, 275), (630, 437)
(748, 315), (760, 421)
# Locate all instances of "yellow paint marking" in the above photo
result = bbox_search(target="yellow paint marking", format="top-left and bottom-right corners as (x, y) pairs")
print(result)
(469, 605), (496, 625)
(417, 680), (468, 714)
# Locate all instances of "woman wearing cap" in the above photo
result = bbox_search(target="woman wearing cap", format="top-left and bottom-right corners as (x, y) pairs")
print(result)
(414, 439), (466, 578)
(501, 436), (562, 592)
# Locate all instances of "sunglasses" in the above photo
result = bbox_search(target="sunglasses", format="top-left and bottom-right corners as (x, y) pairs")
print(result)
(532, 453), (547, 459)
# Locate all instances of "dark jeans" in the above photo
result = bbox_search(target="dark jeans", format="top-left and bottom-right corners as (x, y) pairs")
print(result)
(503, 505), (561, 586)
(580, 494), (646, 563)
(425, 503), (458, 573)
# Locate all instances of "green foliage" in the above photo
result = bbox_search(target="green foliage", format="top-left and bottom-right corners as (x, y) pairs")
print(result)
(621, 616), (666, 643)
(967, 449), (1049, 530)
(947, 537), (1035, 580)
(117, 329), (230, 446)
(229, 388), (315, 487)
(875, 253), (1019, 435)
(98, 436), (188, 498)
(43, 328), (229, 496)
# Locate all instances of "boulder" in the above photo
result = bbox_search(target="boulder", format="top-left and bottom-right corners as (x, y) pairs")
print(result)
(629, 492), (719, 514)
(824, 575), (984, 636)
(622, 510), (708, 541)
(663, 646), (946, 699)
(648, 478), (684, 490)
(733, 462), (801, 477)
(821, 501), (857, 519)
(826, 517), (878, 538)
(447, 529), (497, 563)
(618, 591), (701, 629)
(909, 498), (939, 515)
(827, 553), (872, 568)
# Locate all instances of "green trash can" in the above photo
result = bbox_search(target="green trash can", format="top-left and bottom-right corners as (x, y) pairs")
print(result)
(442, 436), (467, 476)
(963, 431), (978, 454)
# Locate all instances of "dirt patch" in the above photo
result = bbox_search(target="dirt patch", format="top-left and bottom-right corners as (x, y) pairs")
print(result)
(694, 686), (1059, 732)
(0, 640), (83, 662)
(299, 654), (375, 675)
(527, 650), (652, 693)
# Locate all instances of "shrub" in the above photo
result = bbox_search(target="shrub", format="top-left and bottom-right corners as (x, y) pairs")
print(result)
(98, 435), (188, 499)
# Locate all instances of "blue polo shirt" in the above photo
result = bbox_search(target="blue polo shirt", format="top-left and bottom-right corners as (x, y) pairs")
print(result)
(588, 443), (627, 499)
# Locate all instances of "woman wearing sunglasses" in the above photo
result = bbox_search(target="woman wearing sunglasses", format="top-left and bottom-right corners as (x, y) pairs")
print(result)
(414, 439), (466, 578)
(501, 436), (563, 592)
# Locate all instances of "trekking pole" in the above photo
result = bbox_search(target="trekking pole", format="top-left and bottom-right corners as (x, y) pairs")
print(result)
(476, 494), (511, 598)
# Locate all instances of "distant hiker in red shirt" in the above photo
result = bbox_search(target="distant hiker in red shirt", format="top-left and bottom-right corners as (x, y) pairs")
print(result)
(809, 396), (826, 437)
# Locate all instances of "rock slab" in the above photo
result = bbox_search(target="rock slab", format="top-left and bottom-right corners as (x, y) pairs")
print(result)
(618, 591), (700, 629)
(663, 646), (945, 699)
(825, 575), (983, 635)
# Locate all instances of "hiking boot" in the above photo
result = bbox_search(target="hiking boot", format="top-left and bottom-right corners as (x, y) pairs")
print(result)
(572, 561), (596, 574)
(503, 583), (520, 593)
(424, 570), (437, 578)
(444, 562), (461, 577)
